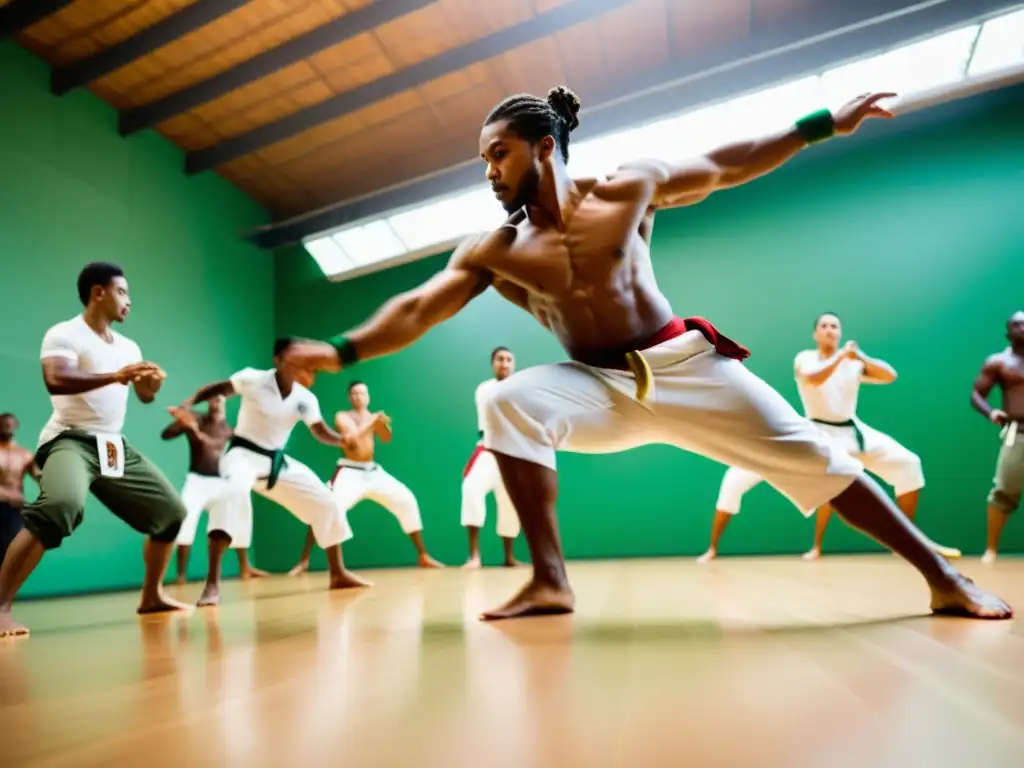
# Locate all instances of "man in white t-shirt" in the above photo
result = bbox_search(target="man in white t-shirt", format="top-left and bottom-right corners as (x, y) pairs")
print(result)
(462, 346), (520, 568)
(697, 312), (960, 562)
(0, 263), (189, 638)
(179, 337), (371, 603)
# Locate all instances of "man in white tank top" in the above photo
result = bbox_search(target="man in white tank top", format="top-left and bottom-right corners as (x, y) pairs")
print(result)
(461, 347), (520, 568)
(698, 312), (960, 562)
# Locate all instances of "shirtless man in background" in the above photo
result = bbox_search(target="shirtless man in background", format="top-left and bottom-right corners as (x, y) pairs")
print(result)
(0, 414), (38, 565)
(289, 381), (443, 574)
(161, 395), (268, 592)
(281, 85), (1010, 621)
(971, 311), (1024, 563)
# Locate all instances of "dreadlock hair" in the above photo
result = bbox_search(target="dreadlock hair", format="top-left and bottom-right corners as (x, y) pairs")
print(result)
(484, 86), (581, 164)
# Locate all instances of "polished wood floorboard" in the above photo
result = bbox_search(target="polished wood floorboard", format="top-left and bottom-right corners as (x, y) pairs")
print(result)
(2, 555), (1024, 767)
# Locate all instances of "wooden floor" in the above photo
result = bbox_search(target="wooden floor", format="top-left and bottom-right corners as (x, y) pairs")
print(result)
(2, 556), (1024, 767)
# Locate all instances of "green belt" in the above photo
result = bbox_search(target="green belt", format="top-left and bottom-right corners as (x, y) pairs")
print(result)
(811, 418), (865, 453)
(228, 436), (287, 489)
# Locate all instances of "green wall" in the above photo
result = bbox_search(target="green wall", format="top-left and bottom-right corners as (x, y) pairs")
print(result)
(0, 41), (273, 597)
(268, 83), (1024, 571)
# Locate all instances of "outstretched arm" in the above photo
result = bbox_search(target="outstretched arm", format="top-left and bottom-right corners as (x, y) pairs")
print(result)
(620, 93), (896, 209)
(971, 356), (1007, 424)
(281, 236), (492, 373)
(309, 420), (343, 448)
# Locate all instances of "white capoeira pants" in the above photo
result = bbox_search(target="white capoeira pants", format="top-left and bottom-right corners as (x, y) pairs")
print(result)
(328, 459), (422, 534)
(461, 443), (520, 538)
(174, 471), (253, 549)
(220, 445), (353, 548)
(481, 329), (864, 515)
(715, 420), (924, 515)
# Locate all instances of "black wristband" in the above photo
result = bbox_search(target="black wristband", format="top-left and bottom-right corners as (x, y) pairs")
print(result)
(795, 109), (835, 144)
(327, 335), (359, 367)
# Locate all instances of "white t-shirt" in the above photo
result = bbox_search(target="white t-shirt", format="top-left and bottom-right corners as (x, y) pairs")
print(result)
(230, 367), (323, 451)
(793, 350), (868, 422)
(38, 315), (143, 445)
(474, 378), (500, 439)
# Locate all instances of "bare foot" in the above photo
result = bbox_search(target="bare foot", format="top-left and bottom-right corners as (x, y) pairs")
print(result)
(241, 566), (271, 580)
(417, 553), (445, 569)
(462, 557), (482, 570)
(0, 612), (29, 638)
(981, 550), (997, 565)
(930, 575), (1013, 619)
(801, 548), (821, 561)
(329, 570), (374, 589)
(503, 558), (520, 568)
(696, 548), (716, 564)
(196, 583), (221, 607)
(176, 575), (188, 586)
(137, 593), (191, 615)
(480, 579), (575, 621)
(288, 560), (309, 577)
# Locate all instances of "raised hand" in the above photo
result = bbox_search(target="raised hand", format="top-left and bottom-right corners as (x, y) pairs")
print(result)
(834, 92), (897, 135)
(167, 405), (198, 431)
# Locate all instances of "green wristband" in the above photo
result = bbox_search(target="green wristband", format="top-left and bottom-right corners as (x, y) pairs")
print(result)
(795, 109), (835, 144)
(327, 334), (359, 367)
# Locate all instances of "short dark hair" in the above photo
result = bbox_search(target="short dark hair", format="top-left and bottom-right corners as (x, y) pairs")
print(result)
(77, 262), (124, 306)
(491, 346), (511, 361)
(347, 380), (366, 392)
(814, 312), (841, 328)
(484, 86), (581, 164)
(0, 412), (16, 422)
(273, 337), (296, 357)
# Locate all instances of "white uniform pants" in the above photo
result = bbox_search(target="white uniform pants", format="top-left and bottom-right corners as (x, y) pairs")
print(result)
(328, 459), (422, 534)
(174, 471), (253, 549)
(460, 444), (520, 538)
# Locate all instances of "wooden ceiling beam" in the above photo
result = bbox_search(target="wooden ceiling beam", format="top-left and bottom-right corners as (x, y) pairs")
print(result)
(119, 0), (438, 137)
(184, 0), (634, 176)
(0, 0), (70, 41)
(50, 0), (252, 96)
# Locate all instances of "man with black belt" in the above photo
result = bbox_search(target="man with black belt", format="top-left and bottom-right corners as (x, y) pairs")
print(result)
(180, 338), (371, 603)
(697, 312), (960, 562)
(971, 311), (1024, 564)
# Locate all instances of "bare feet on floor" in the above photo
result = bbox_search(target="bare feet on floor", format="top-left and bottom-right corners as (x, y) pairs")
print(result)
(137, 593), (191, 615)
(503, 558), (520, 568)
(329, 570), (374, 589)
(417, 554), (446, 569)
(480, 579), (575, 621)
(981, 550), (997, 565)
(801, 548), (822, 561)
(930, 574), (1013, 619)
(196, 584), (221, 607)
(462, 556), (482, 570)
(241, 567), (271, 580)
(288, 560), (309, 577)
(0, 612), (29, 638)
(176, 575), (188, 586)
(696, 549), (717, 564)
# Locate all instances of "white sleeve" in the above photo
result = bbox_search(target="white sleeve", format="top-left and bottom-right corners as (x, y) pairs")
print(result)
(229, 367), (263, 398)
(126, 339), (143, 365)
(40, 323), (80, 363)
(792, 351), (811, 374)
(301, 391), (324, 426)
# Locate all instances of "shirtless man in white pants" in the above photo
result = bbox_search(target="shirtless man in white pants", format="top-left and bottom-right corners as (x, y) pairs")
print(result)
(289, 380), (444, 573)
(180, 337), (371, 601)
(697, 312), (961, 562)
(462, 346), (520, 568)
(280, 86), (1009, 621)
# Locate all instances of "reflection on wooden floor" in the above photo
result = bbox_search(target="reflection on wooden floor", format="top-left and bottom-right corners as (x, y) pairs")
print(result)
(2, 555), (1024, 767)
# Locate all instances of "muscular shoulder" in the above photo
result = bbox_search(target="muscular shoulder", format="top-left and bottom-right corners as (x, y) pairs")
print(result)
(983, 351), (1011, 373)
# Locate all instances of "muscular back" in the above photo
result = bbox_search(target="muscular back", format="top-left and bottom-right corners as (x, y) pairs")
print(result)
(470, 175), (674, 358)
(976, 350), (1024, 421)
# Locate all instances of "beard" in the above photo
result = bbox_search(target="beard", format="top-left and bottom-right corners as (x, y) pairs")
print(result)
(500, 165), (540, 215)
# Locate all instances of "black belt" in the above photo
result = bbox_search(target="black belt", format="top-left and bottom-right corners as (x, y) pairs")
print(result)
(811, 418), (864, 452)
(228, 436), (286, 489)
